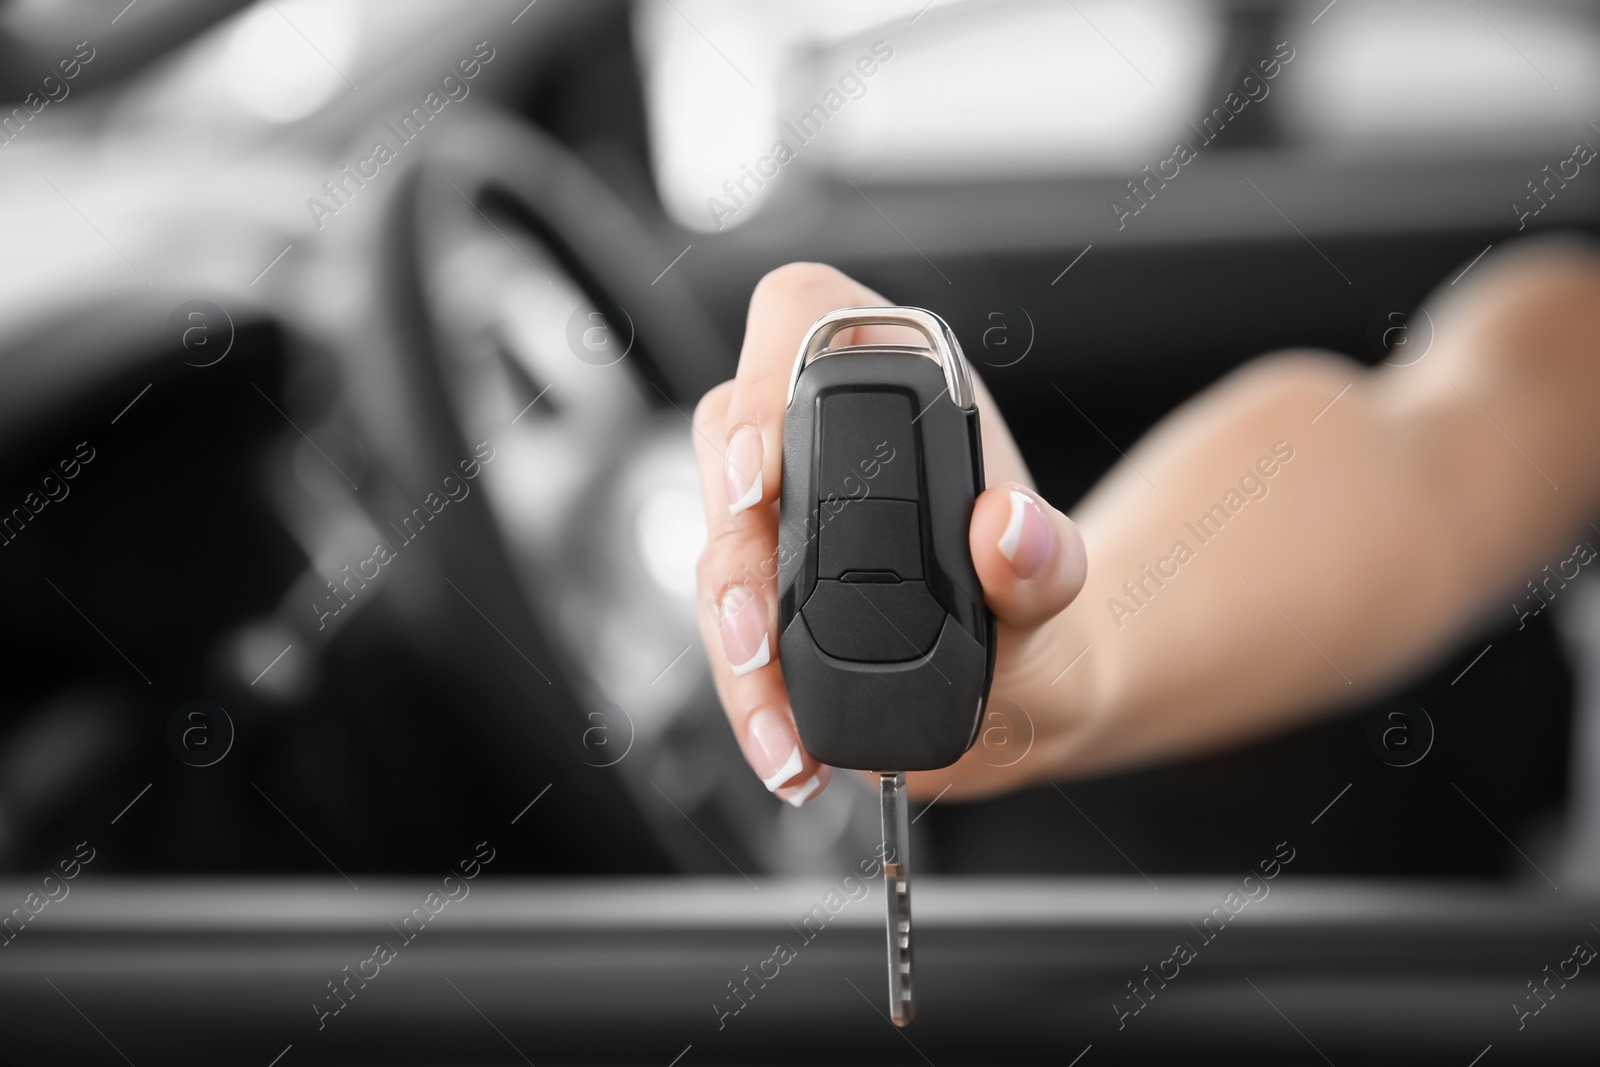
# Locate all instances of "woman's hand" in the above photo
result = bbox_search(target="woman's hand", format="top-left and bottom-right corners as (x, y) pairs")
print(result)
(692, 263), (1090, 804)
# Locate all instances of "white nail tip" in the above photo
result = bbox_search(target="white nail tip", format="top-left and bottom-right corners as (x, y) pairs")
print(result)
(761, 745), (803, 791)
(783, 774), (823, 807)
(728, 472), (763, 515)
(998, 489), (1030, 562)
(728, 633), (770, 677)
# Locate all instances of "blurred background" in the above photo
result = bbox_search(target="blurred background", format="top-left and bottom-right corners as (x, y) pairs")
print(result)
(0, 0), (1598, 1062)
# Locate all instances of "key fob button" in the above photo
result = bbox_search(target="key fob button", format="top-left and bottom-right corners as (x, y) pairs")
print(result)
(801, 579), (946, 662)
(818, 499), (922, 580)
(819, 391), (919, 501)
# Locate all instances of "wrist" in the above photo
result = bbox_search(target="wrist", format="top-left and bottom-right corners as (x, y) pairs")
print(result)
(1002, 596), (1114, 786)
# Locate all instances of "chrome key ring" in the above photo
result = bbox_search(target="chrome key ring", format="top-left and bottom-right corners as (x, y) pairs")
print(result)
(785, 306), (977, 411)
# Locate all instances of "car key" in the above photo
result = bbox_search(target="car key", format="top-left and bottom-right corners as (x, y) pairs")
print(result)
(777, 306), (997, 1026)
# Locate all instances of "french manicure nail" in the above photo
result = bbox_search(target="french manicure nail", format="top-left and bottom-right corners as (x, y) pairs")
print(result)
(725, 425), (764, 514)
(778, 766), (830, 807)
(742, 707), (803, 790)
(719, 586), (770, 676)
(998, 488), (1053, 578)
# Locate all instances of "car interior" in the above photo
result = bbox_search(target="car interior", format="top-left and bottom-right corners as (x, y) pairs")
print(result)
(1, 0), (1598, 1062)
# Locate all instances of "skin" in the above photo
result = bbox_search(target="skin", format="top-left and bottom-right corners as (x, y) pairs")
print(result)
(692, 242), (1600, 803)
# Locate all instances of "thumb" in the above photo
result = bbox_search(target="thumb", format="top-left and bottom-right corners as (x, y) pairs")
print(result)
(969, 483), (1087, 628)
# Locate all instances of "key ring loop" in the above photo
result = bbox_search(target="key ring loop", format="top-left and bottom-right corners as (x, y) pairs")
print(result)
(785, 306), (976, 411)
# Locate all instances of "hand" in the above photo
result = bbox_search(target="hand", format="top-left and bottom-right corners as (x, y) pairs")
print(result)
(692, 263), (1089, 804)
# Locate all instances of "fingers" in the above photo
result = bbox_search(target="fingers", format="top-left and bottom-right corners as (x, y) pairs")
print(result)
(691, 381), (829, 805)
(969, 482), (1087, 629)
(776, 762), (831, 807)
(695, 263), (1085, 810)
(722, 263), (897, 517)
(692, 263), (904, 807)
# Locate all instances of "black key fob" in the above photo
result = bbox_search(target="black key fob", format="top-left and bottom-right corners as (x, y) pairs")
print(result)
(777, 307), (996, 771)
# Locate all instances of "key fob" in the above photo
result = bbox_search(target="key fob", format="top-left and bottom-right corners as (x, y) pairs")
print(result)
(777, 307), (996, 771)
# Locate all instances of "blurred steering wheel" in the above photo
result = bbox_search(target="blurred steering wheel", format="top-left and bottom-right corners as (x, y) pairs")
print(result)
(351, 111), (869, 873)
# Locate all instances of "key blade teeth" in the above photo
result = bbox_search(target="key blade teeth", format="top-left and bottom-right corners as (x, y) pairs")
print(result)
(892, 997), (916, 1028)
(880, 772), (916, 1026)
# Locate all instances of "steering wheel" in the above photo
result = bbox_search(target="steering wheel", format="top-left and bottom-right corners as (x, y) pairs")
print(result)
(354, 110), (869, 873)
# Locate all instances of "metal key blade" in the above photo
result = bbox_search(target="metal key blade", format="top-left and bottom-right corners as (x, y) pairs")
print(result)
(879, 771), (915, 1026)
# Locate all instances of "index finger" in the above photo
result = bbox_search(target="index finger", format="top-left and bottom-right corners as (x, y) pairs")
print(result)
(720, 262), (899, 517)
(691, 264), (904, 805)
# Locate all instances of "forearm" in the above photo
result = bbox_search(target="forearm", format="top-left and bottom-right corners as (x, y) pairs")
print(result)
(1048, 355), (1454, 774)
(1043, 243), (1600, 777)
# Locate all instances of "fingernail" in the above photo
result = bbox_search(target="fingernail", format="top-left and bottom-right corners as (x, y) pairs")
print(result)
(725, 425), (764, 514)
(719, 586), (770, 676)
(777, 765), (831, 807)
(742, 707), (803, 790)
(998, 489), (1053, 578)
